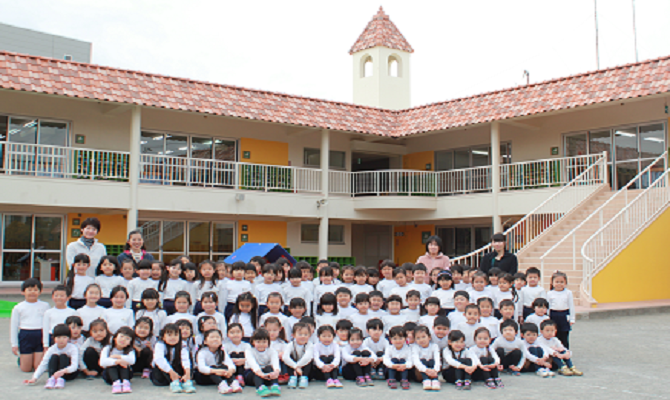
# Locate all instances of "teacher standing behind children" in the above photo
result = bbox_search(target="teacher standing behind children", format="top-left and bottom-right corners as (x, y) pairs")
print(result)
(416, 235), (451, 273)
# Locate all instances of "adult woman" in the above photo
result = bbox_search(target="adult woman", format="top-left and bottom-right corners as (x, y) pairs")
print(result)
(116, 230), (155, 270)
(480, 233), (518, 275)
(416, 235), (451, 273)
(66, 217), (107, 277)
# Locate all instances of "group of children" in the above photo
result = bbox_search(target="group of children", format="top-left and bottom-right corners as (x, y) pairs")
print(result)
(11, 242), (583, 396)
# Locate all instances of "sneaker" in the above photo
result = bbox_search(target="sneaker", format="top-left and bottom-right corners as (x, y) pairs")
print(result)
(422, 379), (431, 390)
(570, 367), (584, 376)
(54, 377), (65, 389)
(236, 375), (246, 387)
(495, 378), (504, 388)
(278, 374), (289, 385)
(298, 376), (309, 389)
(431, 379), (440, 390)
(257, 385), (271, 397)
(170, 380), (183, 393)
(558, 366), (573, 376)
(377, 367), (385, 380)
(142, 369), (151, 379)
(400, 379), (410, 390)
(182, 380), (197, 393)
(326, 379), (335, 388)
(387, 379), (398, 389)
(463, 380), (472, 391)
(122, 380), (132, 394)
(45, 377), (56, 389)
(112, 381), (123, 394)
(356, 377), (366, 387)
(455, 380), (463, 390)
(219, 381), (231, 394)
(365, 375), (374, 386)
(269, 384), (281, 396)
(537, 368), (550, 378)
(231, 380), (243, 393)
(333, 379), (343, 388)
(511, 370), (521, 376)
(485, 378), (497, 389)
(287, 376), (298, 389)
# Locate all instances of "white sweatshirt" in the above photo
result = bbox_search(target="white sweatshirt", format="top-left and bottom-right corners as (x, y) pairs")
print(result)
(547, 289), (576, 323)
(312, 342), (341, 368)
(76, 305), (105, 331)
(411, 343), (440, 372)
(282, 340), (314, 369)
(42, 307), (77, 347)
(95, 275), (125, 298)
(100, 345), (136, 368)
(10, 300), (51, 347)
(153, 341), (190, 371)
(341, 343), (377, 364)
(101, 307), (135, 334)
(245, 347), (280, 373)
(32, 343), (79, 379)
(382, 344), (413, 368)
(196, 347), (235, 374)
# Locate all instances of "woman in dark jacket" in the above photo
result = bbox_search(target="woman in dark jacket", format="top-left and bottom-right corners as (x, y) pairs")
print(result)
(116, 229), (155, 270)
(480, 233), (518, 275)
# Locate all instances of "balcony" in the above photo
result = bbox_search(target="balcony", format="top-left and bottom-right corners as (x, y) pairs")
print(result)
(0, 143), (603, 205)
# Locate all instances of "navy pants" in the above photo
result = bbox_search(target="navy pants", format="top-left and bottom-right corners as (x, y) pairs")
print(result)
(387, 358), (408, 381)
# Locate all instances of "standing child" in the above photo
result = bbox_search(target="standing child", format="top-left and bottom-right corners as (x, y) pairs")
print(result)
(412, 325), (441, 391)
(381, 295), (407, 336)
(409, 263), (432, 301)
(418, 297), (441, 329)
(195, 329), (240, 394)
(283, 322), (313, 389)
(400, 291), (422, 323)
(537, 320), (583, 376)
(367, 268), (380, 288)
(120, 259), (136, 287)
(283, 268), (312, 317)
(65, 254), (95, 310)
(432, 272), (455, 314)
(254, 264), (281, 317)
(341, 327), (376, 386)
(285, 298), (307, 340)
(340, 265), (355, 288)
(469, 327), (503, 388)
(246, 263), (260, 286)
(335, 287), (355, 319)
(180, 262), (197, 299)
(377, 260), (398, 299)
(23, 324), (78, 389)
(224, 261), (254, 320)
(428, 268), (440, 290)
(94, 256), (123, 308)
(151, 323), (196, 393)
(79, 318), (110, 378)
(525, 298), (550, 328)
(431, 317), (451, 351)
(350, 267), (373, 298)
(259, 292), (288, 327)
(315, 293), (339, 330)
(196, 291), (227, 336)
(313, 325), (343, 388)
(455, 304), (483, 347)
(450, 265), (469, 291)
(151, 261), (164, 282)
(76, 283), (105, 332)
(133, 317), (156, 378)
(383, 326), (413, 390)
(127, 260), (158, 312)
(229, 292), (258, 341)
(100, 326), (136, 394)
(448, 291), (469, 327)
(42, 285), (76, 349)
(135, 288), (167, 336)
(100, 286), (135, 334)
(245, 328), (282, 397)
(225, 323), (252, 387)
(193, 260), (220, 316)
(313, 267), (340, 309)
(514, 272), (526, 294)
(368, 291), (387, 319)
(176, 320), (197, 362)
(164, 291), (197, 327)
(547, 271), (575, 349)
(467, 272), (494, 305)
(347, 293), (373, 336)
(442, 330), (476, 390)
(389, 268), (411, 307)
(297, 262), (315, 294)
(493, 273), (519, 319)
(363, 318), (388, 380)
(520, 267), (547, 320)
(158, 259), (187, 315)
(477, 298), (500, 339)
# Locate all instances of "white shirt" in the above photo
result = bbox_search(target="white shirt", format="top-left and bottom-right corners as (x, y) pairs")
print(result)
(76, 305), (105, 330)
(79, 337), (104, 370)
(127, 277), (158, 302)
(479, 316), (501, 339)
(254, 282), (283, 306)
(443, 347), (477, 368)
(467, 287), (495, 304)
(315, 312), (339, 330)
(381, 314), (408, 335)
(525, 313), (550, 328)
(196, 311), (227, 336)
(153, 341), (190, 371)
(418, 314), (438, 329)
(42, 307), (77, 347)
(468, 345), (500, 364)
(100, 345), (136, 368)
(259, 312), (288, 329)
(363, 337), (389, 355)
(383, 344), (413, 368)
(136, 308), (168, 335)
(350, 284), (374, 298)
(454, 282), (471, 291)
(536, 336), (570, 357)
(390, 285), (413, 307)
(341, 343), (377, 364)
(197, 347), (235, 374)
(282, 340), (314, 369)
(448, 311), (466, 328)
(491, 336), (527, 369)
(368, 309), (388, 319)
(312, 342), (341, 368)
(164, 312), (197, 327)
(71, 274), (95, 299)
(32, 343), (79, 379)
(224, 279), (253, 304)
(313, 283), (341, 306)
(409, 282), (432, 301)
(160, 278), (188, 301)
(347, 312), (373, 336)
(431, 288), (456, 309)
(230, 313), (255, 337)
(194, 280), (221, 302)
(224, 339), (251, 357)
(521, 285), (548, 308)
(336, 306), (357, 320)
(66, 238), (107, 277)
(10, 300), (50, 347)
(95, 275), (125, 298)
(411, 343), (441, 372)
(377, 279), (398, 298)
(245, 347), (280, 373)
(547, 289), (576, 323)
(101, 307), (135, 333)
(401, 307), (420, 323)
(455, 321), (484, 348)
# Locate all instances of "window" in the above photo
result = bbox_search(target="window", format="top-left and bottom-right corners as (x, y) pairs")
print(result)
(437, 225), (492, 257)
(388, 55), (400, 77)
(435, 143), (512, 171)
(4, 116), (68, 146)
(138, 220), (235, 262)
(362, 55), (373, 78)
(140, 131), (237, 161)
(301, 224), (345, 244)
(303, 148), (346, 169)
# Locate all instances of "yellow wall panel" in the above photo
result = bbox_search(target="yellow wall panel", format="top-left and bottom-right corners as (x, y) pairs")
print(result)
(393, 224), (434, 265)
(66, 213), (128, 245)
(240, 138), (289, 166)
(238, 220), (287, 248)
(403, 151), (434, 171)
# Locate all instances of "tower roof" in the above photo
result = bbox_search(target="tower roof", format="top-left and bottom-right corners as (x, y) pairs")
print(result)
(349, 7), (414, 55)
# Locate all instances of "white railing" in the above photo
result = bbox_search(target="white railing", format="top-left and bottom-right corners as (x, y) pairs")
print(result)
(436, 166), (491, 194)
(4, 142), (129, 180)
(500, 154), (603, 190)
(350, 170), (437, 196)
(452, 152), (608, 268)
(581, 167), (670, 303)
(540, 151), (667, 273)
(329, 170), (351, 195)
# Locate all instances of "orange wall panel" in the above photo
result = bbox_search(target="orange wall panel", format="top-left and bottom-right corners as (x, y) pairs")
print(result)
(393, 224), (434, 265)
(240, 138), (289, 166)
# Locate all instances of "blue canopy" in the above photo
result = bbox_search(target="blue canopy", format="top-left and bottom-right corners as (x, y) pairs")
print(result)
(223, 243), (296, 265)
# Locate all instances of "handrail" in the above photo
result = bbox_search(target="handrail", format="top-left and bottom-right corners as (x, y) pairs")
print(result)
(540, 151), (667, 272)
(581, 167), (670, 303)
(452, 152), (607, 268)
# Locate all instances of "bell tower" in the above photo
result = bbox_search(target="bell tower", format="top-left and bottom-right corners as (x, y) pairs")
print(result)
(350, 7), (413, 110)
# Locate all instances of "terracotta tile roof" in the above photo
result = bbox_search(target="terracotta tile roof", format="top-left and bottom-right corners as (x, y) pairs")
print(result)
(349, 7), (413, 55)
(1, 51), (669, 138)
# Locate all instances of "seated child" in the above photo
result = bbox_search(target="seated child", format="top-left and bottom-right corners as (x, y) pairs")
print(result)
(381, 295), (407, 336)
(455, 304), (483, 347)
(383, 326), (413, 390)
(442, 330), (476, 390)
(23, 324), (78, 389)
(520, 323), (553, 377)
(101, 326), (137, 394)
(282, 322), (314, 389)
(491, 320), (526, 376)
(341, 328), (377, 385)
(224, 323), (251, 387)
(537, 320), (583, 376)
(79, 318), (111, 378)
(363, 318), (388, 380)
(469, 327), (503, 388)
(245, 328), (281, 396)
(412, 325), (441, 391)
(312, 325), (343, 388)
(400, 291), (422, 323)
(368, 291), (387, 318)
(195, 328), (239, 394)
(151, 323), (196, 393)
(448, 291), (469, 327)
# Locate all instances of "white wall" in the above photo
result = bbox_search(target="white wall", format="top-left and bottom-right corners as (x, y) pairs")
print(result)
(352, 46), (411, 110)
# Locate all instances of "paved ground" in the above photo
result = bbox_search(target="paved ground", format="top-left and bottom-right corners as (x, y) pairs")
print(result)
(2, 304), (669, 400)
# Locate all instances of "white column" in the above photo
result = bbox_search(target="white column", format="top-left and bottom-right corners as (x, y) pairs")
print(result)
(318, 129), (330, 260)
(491, 121), (502, 233)
(127, 106), (141, 233)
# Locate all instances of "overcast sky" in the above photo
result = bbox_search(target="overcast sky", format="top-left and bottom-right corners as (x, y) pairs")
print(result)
(1, 0), (669, 107)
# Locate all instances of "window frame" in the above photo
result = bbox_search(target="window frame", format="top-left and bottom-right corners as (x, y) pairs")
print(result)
(303, 148), (347, 170)
(140, 130), (239, 162)
(300, 223), (345, 245)
(0, 113), (70, 147)
(434, 142), (512, 171)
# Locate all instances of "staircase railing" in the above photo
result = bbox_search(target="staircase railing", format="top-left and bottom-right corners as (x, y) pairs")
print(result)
(452, 152), (608, 268)
(540, 151), (667, 273)
(581, 167), (670, 303)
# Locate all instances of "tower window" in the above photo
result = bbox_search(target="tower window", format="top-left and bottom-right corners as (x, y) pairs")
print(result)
(361, 55), (373, 78)
(388, 55), (401, 77)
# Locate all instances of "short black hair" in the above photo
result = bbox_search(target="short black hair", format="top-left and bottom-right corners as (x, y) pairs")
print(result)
(288, 268), (302, 279)
(392, 267), (406, 278)
(250, 256), (267, 267)
(424, 235), (443, 254)
(81, 217), (101, 232)
(52, 323), (71, 338)
(289, 297), (306, 309)
(317, 259), (329, 266)
(317, 325), (335, 337)
(335, 287), (352, 297)
(367, 268), (379, 278)
(137, 259), (153, 270)
(532, 298), (549, 308)
(450, 264), (464, 274)
(65, 315), (83, 327)
(52, 284), (70, 297)
(448, 330), (465, 342)
(434, 316), (450, 329)
(296, 261), (313, 271)
(380, 260), (396, 269)
(499, 299), (515, 310)
(406, 290), (421, 300)
(500, 319), (519, 333)
(366, 318), (383, 331)
(412, 263), (427, 273)
(488, 267), (502, 277)
(245, 263), (257, 272)
(299, 316), (315, 327)
(525, 267), (541, 278)
(336, 319), (353, 331)
(454, 290), (470, 300)
(386, 295), (403, 305)
(388, 326), (406, 339)
(250, 328), (270, 345)
(368, 290), (383, 300)
(319, 266), (333, 277)
(353, 267), (368, 277)
(513, 272), (527, 282)
(521, 323), (539, 335)
(21, 277), (42, 292)
(540, 320), (557, 330)
(354, 293), (370, 304)
(231, 261), (246, 271)
(492, 233), (506, 242)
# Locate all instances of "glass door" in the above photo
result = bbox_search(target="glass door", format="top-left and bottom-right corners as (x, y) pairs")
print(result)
(614, 128), (639, 189)
(2, 215), (63, 282)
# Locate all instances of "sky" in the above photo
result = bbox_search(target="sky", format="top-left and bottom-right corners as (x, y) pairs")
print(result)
(1, 0), (669, 107)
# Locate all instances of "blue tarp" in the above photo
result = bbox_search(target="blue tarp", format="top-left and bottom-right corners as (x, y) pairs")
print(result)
(223, 243), (296, 265)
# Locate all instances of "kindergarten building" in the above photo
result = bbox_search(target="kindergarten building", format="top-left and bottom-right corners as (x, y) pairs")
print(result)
(0, 8), (668, 305)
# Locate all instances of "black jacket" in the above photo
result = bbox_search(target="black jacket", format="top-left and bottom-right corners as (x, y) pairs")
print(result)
(480, 251), (518, 275)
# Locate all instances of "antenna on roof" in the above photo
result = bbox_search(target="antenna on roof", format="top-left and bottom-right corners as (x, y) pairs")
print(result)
(594, 0), (601, 69)
(523, 70), (529, 85)
(632, 0), (639, 63)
